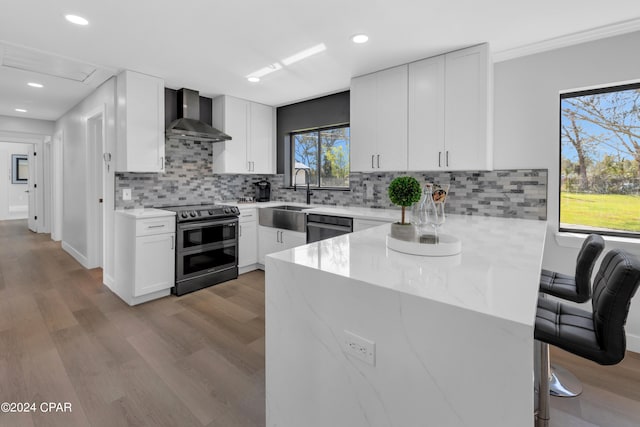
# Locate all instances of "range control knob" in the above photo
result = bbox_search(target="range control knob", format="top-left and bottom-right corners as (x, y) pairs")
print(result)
(232, 207), (239, 214)
(224, 208), (230, 214)
(190, 211), (197, 217)
(208, 210), (214, 215)
(180, 212), (189, 219)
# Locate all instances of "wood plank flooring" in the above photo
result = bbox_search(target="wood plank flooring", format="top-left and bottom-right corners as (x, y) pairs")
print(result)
(0, 220), (264, 427)
(1, 219), (640, 426)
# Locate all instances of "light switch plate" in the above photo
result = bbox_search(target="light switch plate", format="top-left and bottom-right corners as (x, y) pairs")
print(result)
(122, 188), (132, 201)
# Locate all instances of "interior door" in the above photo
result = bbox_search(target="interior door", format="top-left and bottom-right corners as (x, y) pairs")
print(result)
(27, 144), (37, 232)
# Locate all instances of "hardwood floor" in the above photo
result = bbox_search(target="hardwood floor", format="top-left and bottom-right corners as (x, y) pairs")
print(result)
(0, 220), (264, 427)
(1, 219), (640, 426)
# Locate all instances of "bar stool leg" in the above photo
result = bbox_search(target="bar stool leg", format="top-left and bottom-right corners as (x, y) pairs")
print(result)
(536, 342), (551, 427)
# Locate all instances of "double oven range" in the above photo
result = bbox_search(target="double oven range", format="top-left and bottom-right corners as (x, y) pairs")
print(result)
(163, 204), (240, 296)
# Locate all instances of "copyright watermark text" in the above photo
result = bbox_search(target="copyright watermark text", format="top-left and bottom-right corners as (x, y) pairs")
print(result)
(1, 402), (72, 413)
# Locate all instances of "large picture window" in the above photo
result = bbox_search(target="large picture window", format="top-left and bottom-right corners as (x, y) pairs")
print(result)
(291, 125), (350, 188)
(560, 82), (640, 237)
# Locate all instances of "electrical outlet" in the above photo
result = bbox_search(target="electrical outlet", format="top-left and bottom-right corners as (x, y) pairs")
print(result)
(344, 330), (375, 366)
(122, 188), (132, 201)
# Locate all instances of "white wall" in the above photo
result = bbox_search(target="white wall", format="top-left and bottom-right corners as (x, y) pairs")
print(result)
(494, 30), (640, 350)
(0, 115), (54, 136)
(0, 142), (30, 219)
(54, 76), (116, 282)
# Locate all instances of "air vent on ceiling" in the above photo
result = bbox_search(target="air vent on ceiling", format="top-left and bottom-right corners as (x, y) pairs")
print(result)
(1, 43), (97, 82)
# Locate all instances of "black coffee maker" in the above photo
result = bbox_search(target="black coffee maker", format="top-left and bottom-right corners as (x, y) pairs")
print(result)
(255, 180), (271, 202)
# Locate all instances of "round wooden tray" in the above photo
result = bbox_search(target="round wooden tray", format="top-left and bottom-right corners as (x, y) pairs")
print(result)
(386, 233), (461, 256)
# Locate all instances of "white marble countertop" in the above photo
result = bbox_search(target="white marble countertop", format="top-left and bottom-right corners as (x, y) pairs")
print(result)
(115, 208), (176, 218)
(226, 201), (398, 222)
(269, 214), (547, 327)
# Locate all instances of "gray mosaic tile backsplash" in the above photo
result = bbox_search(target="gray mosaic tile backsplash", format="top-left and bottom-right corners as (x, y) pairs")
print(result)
(115, 139), (547, 220)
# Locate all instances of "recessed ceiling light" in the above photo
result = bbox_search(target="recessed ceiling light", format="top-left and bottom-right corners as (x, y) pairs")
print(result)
(352, 34), (369, 44)
(15, 108), (27, 113)
(27, 82), (43, 88)
(65, 14), (89, 26)
(282, 43), (327, 66)
(247, 77), (260, 83)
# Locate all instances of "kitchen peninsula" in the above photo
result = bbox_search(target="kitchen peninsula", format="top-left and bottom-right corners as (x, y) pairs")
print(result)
(265, 215), (547, 427)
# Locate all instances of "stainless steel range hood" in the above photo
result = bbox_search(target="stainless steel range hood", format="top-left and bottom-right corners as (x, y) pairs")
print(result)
(166, 88), (231, 142)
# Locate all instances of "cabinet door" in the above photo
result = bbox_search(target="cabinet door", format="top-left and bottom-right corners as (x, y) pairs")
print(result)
(249, 102), (275, 174)
(280, 230), (307, 250)
(375, 65), (408, 171)
(408, 56), (445, 171)
(212, 96), (249, 173)
(350, 73), (378, 172)
(239, 220), (258, 267)
(258, 226), (280, 265)
(116, 70), (165, 172)
(134, 233), (175, 297)
(444, 44), (491, 171)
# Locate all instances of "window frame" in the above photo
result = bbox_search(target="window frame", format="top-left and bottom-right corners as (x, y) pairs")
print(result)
(558, 81), (640, 239)
(290, 123), (350, 190)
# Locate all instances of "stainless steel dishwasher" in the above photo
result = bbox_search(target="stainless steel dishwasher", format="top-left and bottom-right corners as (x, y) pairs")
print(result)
(306, 213), (353, 243)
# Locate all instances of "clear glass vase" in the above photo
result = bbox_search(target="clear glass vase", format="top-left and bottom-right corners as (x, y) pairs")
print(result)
(412, 184), (433, 241)
(412, 183), (449, 244)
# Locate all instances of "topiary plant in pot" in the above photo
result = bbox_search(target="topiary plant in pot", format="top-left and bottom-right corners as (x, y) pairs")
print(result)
(388, 176), (422, 241)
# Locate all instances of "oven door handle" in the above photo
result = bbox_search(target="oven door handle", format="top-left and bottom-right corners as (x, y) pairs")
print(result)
(177, 218), (238, 230)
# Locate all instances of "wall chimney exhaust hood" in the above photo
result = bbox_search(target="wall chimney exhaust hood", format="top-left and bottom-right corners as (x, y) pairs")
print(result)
(166, 88), (231, 142)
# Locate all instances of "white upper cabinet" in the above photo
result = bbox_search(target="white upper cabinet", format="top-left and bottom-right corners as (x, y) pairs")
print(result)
(212, 95), (275, 174)
(408, 55), (445, 171)
(116, 70), (165, 172)
(351, 65), (408, 172)
(408, 44), (493, 171)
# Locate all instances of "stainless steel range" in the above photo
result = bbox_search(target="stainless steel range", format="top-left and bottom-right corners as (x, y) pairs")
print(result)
(163, 204), (240, 296)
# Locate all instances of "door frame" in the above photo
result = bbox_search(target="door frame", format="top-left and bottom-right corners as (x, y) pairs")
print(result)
(0, 131), (47, 232)
(85, 105), (106, 269)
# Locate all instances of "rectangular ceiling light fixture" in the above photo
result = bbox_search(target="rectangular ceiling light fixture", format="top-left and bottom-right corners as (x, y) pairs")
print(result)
(281, 43), (327, 66)
(246, 62), (283, 80)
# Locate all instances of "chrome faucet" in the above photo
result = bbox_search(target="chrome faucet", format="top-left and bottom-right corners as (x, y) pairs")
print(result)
(293, 168), (313, 205)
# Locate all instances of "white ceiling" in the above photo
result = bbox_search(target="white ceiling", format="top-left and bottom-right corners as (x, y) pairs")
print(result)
(2, 0), (640, 121)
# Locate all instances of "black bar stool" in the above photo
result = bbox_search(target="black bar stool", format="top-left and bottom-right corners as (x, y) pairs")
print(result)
(534, 248), (640, 427)
(540, 234), (605, 303)
(539, 233), (604, 397)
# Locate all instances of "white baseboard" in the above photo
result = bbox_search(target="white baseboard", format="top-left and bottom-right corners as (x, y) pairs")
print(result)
(627, 333), (640, 354)
(61, 241), (89, 268)
(239, 264), (259, 275)
(103, 273), (115, 288)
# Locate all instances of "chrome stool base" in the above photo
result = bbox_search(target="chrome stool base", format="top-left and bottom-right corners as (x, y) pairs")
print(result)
(550, 364), (583, 397)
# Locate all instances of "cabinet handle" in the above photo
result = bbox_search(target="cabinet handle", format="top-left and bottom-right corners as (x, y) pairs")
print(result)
(276, 230), (280, 243)
(371, 155), (374, 169)
(438, 151), (442, 167)
(446, 151), (449, 167)
(251, 161), (255, 171)
(161, 156), (164, 170)
(147, 224), (165, 229)
(280, 231), (284, 244)
(170, 235), (174, 250)
(377, 154), (380, 169)
(239, 224), (242, 237)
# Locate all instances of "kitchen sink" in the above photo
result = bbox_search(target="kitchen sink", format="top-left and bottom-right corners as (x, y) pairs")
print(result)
(269, 205), (307, 211)
(259, 205), (308, 232)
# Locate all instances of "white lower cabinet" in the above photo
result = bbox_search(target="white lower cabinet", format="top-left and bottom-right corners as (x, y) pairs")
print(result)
(239, 208), (258, 272)
(258, 226), (306, 266)
(114, 210), (176, 305)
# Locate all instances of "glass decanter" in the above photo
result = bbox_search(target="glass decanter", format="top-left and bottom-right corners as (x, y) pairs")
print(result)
(412, 184), (434, 243)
